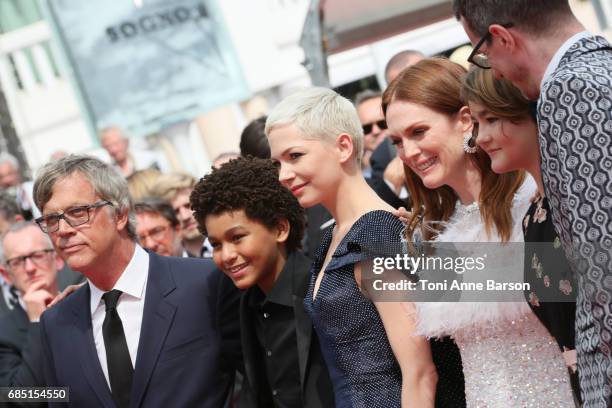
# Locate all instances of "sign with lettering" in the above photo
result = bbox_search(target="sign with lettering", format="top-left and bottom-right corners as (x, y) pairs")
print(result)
(43, 0), (249, 136)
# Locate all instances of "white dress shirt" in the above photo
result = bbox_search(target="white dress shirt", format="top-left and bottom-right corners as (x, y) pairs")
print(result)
(89, 245), (149, 388)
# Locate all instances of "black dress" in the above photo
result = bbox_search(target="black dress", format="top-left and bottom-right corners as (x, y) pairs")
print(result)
(303, 210), (465, 407)
(523, 194), (582, 403)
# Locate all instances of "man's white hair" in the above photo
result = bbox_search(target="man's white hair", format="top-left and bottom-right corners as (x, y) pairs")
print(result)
(265, 87), (364, 165)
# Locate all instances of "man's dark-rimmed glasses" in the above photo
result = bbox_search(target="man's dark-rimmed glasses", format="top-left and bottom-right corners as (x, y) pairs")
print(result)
(468, 23), (514, 69)
(35, 200), (113, 233)
(5, 249), (54, 270)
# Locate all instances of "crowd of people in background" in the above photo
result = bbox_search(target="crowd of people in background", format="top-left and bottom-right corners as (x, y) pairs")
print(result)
(0, 0), (610, 407)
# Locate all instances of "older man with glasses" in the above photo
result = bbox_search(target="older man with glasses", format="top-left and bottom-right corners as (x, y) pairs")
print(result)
(0, 221), (63, 387)
(151, 173), (213, 258)
(134, 198), (185, 257)
(32, 155), (241, 408)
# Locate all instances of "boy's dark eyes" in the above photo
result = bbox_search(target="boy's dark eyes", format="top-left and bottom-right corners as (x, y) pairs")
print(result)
(208, 233), (246, 248)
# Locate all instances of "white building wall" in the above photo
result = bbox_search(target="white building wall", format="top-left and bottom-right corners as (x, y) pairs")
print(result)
(0, 0), (608, 174)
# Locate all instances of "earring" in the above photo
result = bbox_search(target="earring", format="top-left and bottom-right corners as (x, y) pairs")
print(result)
(463, 132), (478, 154)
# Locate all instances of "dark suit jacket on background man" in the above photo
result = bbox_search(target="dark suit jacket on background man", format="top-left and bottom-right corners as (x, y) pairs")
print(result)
(0, 305), (43, 387)
(368, 139), (405, 209)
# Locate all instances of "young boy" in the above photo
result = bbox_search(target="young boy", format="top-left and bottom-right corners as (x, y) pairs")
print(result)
(190, 157), (334, 408)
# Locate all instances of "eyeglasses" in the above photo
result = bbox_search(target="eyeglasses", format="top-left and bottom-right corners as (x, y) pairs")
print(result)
(138, 225), (170, 243)
(467, 23), (514, 69)
(35, 200), (113, 233)
(5, 249), (54, 270)
(362, 119), (387, 135)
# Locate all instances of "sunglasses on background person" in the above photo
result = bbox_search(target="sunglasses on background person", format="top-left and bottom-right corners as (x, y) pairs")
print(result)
(362, 119), (387, 135)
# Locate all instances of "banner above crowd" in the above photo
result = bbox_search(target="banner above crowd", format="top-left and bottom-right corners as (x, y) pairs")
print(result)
(44, 0), (249, 137)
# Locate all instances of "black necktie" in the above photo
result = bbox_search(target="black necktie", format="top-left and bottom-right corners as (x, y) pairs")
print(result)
(102, 290), (134, 408)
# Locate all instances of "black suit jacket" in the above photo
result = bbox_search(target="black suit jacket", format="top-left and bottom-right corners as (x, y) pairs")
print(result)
(40, 251), (242, 407)
(0, 306), (44, 387)
(303, 205), (333, 260)
(0, 288), (9, 318)
(56, 264), (85, 291)
(239, 252), (334, 407)
(369, 139), (406, 209)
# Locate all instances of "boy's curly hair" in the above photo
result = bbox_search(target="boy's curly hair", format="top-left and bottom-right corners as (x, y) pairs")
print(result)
(190, 157), (305, 253)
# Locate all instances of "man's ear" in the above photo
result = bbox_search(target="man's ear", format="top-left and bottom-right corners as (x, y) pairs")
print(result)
(489, 24), (516, 51)
(335, 133), (355, 164)
(115, 208), (129, 233)
(276, 218), (290, 244)
(0, 265), (12, 285)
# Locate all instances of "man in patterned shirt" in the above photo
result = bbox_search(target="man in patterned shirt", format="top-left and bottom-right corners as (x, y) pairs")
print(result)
(452, 1), (612, 407)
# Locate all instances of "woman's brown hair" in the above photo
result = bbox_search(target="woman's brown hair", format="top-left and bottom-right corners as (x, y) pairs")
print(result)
(382, 57), (524, 242)
(461, 66), (532, 122)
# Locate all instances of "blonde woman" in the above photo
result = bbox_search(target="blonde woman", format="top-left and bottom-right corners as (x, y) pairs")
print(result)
(265, 87), (438, 407)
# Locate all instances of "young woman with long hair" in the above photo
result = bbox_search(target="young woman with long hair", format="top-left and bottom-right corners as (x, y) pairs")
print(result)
(462, 66), (581, 403)
(383, 57), (573, 407)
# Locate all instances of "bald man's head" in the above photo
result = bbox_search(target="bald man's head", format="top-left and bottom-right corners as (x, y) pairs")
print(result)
(384, 50), (425, 84)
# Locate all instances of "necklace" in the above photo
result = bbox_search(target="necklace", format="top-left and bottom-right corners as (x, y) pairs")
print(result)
(454, 201), (480, 217)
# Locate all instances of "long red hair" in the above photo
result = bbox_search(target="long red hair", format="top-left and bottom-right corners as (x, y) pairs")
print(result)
(382, 58), (524, 242)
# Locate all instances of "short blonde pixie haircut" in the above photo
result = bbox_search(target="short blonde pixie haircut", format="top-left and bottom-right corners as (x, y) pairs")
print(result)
(265, 87), (364, 166)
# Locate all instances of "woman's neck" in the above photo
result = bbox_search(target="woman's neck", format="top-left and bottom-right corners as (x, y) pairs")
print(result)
(323, 172), (392, 230)
(526, 160), (545, 196)
(450, 160), (482, 205)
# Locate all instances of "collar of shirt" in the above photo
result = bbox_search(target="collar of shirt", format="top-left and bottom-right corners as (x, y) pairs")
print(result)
(540, 31), (592, 91)
(88, 244), (149, 316)
(200, 238), (213, 258)
(248, 252), (297, 308)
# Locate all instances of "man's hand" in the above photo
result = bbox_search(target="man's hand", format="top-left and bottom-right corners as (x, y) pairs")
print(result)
(48, 283), (84, 308)
(23, 280), (54, 322)
(383, 156), (406, 194)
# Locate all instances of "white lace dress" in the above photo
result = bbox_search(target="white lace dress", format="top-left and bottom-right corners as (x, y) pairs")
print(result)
(416, 178), (575, 407)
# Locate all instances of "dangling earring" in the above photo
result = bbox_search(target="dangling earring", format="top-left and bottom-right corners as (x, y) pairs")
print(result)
(463, 132), (478, 154)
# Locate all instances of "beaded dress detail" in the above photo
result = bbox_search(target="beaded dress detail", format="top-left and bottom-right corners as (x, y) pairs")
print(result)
(415, 177), (574, 407)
